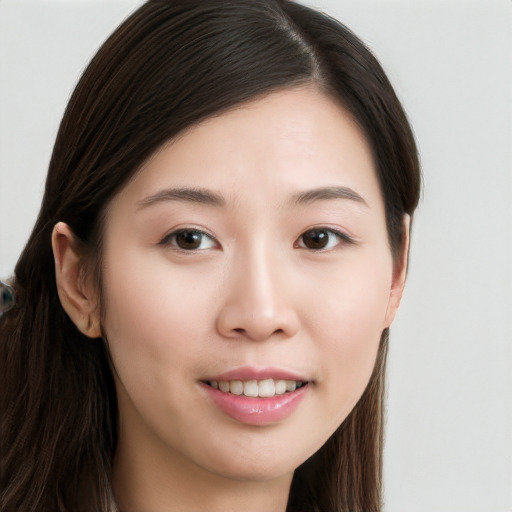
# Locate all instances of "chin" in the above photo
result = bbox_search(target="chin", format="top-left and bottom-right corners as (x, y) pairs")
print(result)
(197, 437), (314, 483)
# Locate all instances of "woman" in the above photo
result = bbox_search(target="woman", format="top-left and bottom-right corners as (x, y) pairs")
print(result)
(0, 1), (420, 511)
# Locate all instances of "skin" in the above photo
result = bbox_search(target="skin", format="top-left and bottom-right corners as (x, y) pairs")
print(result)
(52, 86), (408, 512)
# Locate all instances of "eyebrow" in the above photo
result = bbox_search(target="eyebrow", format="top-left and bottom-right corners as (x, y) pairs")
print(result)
(137, 187), (225, 209)
(137, 185), (367, 210)
(291, 186), (368, 207)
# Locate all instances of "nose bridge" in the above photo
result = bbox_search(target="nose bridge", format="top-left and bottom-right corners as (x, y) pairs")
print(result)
(242, 240), (281, 312)
(216, 237), (299, 341)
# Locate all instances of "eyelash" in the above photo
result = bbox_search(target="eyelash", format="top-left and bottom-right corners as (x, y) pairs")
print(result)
(159, 228), (217, 252)
(295, 227), (355, 251)
(159, 227), (354, 252)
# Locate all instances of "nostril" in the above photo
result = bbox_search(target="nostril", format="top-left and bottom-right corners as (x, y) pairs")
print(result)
(216, 305), (300, 341)
(231, 326), (285, 339)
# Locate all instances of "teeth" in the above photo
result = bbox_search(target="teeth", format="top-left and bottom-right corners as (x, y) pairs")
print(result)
(244, 380), (259, 397)
(275, 379), (287, 395)
(208, 379), (305, 397)
(218, 381), (230, 392)
(286, 380), (297, 392)
(230, 380), (243, 395)
(258, 378), (275, 398)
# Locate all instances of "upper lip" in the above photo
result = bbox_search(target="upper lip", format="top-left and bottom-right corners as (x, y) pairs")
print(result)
(204, 366), (309, 382)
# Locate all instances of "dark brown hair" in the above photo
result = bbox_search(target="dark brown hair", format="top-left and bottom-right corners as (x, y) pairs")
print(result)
(0, 1), (420, 511)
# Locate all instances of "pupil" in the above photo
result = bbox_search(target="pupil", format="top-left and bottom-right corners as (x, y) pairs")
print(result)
(303, 230), (328, 249)
(176, 230), (201, 249)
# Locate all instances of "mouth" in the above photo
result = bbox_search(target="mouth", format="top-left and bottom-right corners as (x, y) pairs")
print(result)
(202, 376), (310, 425)
(204, 378), (308, 398)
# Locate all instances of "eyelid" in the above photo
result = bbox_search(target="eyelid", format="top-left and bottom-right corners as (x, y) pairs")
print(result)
(295, 226), (355, 250)
(157, 225), (354, 252)
(159, 227), (220, 251)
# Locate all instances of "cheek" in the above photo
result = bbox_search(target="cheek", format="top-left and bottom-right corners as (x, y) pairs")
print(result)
(100, 248), (220, 394)
(306, 252), (391, 418)
(307, 250), (391, 335)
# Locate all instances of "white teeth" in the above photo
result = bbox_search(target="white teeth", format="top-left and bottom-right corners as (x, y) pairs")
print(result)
(244, 380), (259, 397)
(218, 381), (230, 392)
(275, 380), (287, 395)
(285, 380), (297, 392)
(208, 378), (305, 397)
(230, 380), (243, 395)
(258, 378), (275, 398)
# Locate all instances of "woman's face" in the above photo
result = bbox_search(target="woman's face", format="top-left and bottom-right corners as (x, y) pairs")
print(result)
(100, 86), (405, 484)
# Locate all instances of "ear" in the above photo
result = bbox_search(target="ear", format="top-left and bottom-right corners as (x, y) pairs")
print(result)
(51, 222), (102, 338)
(384, 214), (410, 328)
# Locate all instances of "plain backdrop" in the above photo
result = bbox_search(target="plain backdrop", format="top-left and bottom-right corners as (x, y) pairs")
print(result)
(0, 1), (511, 511)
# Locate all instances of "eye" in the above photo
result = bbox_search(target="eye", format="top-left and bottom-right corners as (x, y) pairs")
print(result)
(296, 228), (352, 251)
(161, 229), (217, 251)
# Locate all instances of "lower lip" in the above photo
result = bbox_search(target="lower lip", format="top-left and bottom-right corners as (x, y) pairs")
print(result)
(202, 383), (309, 426)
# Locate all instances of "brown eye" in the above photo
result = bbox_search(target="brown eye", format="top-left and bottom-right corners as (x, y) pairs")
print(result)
(176, 230), (202, 249)
(298, 228), (351, 250)
(301, 229), (330, 249)
(163, 229), (217, 251)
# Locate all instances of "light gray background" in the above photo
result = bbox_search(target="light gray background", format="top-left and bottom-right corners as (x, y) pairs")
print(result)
(1, 1), (511, 511)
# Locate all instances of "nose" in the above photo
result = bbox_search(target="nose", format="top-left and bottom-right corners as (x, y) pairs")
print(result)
(215, 246), (300, 342)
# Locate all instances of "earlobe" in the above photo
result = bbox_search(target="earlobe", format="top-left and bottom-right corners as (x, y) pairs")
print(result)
(52, 222), (101, 338)
(384, 214), (410, 328)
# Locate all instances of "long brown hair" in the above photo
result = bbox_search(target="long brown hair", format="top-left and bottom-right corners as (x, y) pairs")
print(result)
(0, 1), (421, 510)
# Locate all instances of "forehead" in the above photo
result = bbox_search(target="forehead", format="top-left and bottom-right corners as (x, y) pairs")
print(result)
(112, 86), (381, 212)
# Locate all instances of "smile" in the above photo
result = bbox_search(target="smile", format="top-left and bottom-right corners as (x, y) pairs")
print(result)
(206, 378), (306, 398)
(203, 381), (309, 426)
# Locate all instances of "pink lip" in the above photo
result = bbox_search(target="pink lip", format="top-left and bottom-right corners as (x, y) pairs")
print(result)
(202, 383), (308, 426)
(201, 367), (310, 426)
(205, 366), (308, 382)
